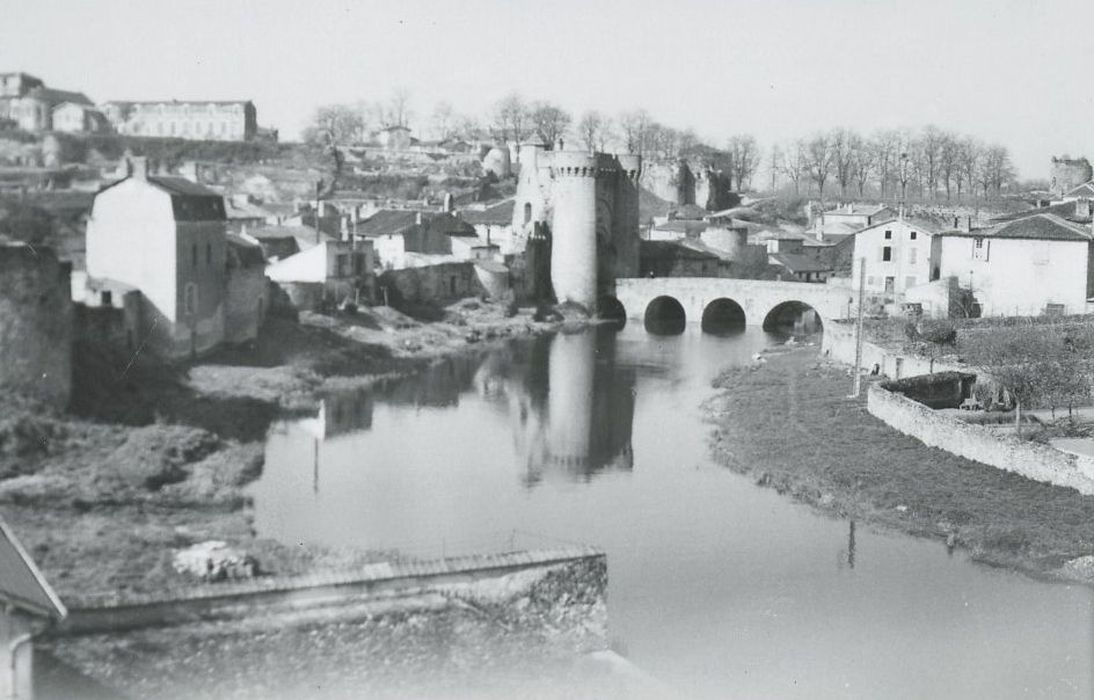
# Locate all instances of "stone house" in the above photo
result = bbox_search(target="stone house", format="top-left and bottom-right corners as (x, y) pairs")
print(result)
(7, 87), (93, 132)
(362, 211), (482, 270)
(51, 101), (110, 134)
(770, 252), (832, 283)
(86, 158), (231, 358)
(0, 517), (67, 700)
(931, 213), (1094, 316)
(639, 240), (721, 277)
(811, 203), (895, 242)
(265, 238), (374, 310)
(461, 200), (516, 253)
(224, 235), (269, 342)
(851, 217), (941, 295)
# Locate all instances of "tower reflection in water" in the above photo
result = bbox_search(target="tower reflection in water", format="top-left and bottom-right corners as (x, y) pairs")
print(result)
(282, 326), (637, 491)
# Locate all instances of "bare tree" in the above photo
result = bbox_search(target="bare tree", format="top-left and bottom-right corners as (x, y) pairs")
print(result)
(529, 102), (572, 148)
(492, 93), (529, 143)
(431, 101), (455, 141)
(304, 104), (364, 148)
(804, 133), (834, 198)
(920, 125), (945, 199)
(780, 140), (808, 195)
(958, 137), (980, 200)
(852, 141), (875, 196)
(618, 109), (653, 155)
(387, 87), (413, 128)
(768, 144), (781, 193)
(727, 134), (761, 191)
(830, 128), (859, 198)
(577, 110), (604, 151)
(938, 131), (961, 200)
(870, 130), (901, 198)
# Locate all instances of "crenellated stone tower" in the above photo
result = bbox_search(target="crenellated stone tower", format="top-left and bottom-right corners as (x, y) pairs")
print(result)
(512, 144), (642, 313)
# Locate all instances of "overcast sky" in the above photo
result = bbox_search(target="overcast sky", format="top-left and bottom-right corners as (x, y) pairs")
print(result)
(4, 0), (1094, 179)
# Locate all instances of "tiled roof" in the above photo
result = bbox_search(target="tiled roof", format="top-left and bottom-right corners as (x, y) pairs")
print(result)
(641, 239), (721, 260)
(147, 176), (221, 198)
(0, 518), (66, 619)
(461, 200), (515, 226)
(356, 210), (422, 237)
(1063, 181), (1094, 198)
(942, 213), (1092, 241)
(771, 252), (833, 273)
(653, 220), (708, 235)
(26, 86), (92, 106)
(989, 201), (1090, 224)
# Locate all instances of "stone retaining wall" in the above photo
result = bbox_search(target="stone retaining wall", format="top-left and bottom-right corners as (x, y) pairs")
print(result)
(62, 546), (605, 634)
(867, 379), (1094, 495)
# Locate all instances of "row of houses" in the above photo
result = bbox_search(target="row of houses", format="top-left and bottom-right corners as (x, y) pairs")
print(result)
(1, 71), (268, 141)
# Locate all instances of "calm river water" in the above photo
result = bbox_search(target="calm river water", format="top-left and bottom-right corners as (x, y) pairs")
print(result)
(251, 324), (1094, 699)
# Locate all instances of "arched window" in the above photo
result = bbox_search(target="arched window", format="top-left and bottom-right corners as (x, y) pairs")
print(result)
(523, 202), (532, 225)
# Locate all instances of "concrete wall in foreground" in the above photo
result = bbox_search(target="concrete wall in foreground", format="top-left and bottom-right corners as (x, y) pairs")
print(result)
(868, 379), (1094, 495)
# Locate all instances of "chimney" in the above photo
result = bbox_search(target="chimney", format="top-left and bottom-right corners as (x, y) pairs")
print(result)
(416, 211), (423, 225)
(129, 156), (148, 181)
(1076, 198), (1092, 220)
(952, 215), (960, 229)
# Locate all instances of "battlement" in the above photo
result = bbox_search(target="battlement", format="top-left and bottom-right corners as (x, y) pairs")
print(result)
(551, 151), (601, 177)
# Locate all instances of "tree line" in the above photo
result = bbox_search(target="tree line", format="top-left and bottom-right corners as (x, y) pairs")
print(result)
(776, 126), (1017, 201)
(303, 89), (1018, 196)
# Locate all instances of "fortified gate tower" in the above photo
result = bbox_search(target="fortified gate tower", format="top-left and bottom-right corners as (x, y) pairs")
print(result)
(512, 143), (642, 313)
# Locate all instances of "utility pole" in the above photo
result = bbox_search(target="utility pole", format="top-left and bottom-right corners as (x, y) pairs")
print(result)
(851, 257), (866, 398)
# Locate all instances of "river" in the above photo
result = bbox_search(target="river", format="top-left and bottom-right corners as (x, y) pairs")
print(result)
(250, 323), (1094, 699)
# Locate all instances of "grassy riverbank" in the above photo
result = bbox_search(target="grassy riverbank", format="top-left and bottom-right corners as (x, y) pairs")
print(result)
(0, 300), (570, 603)
(704, 347), (1094, 584)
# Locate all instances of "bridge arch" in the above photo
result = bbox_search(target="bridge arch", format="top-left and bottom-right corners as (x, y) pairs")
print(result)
(701, 298), (747, 335)
(644, 295), (686, 335)
(598, 296), (627, 329)
(762, 300), (824, 335)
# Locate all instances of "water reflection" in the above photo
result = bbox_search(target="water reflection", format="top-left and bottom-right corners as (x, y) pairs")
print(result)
(281, 327), (637, 490)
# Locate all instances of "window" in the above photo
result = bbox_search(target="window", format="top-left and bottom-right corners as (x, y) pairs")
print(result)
(450, 276), (458, 295)
(908, 248), (917, 264)
(100, 290), (113, 306)
(882, 246), (892, 262)
(355, 254), (365, 275)
(884, 276), (895, 293)
(909, 231), (917, 240)
(972, 237), (989, 261)
(184, 283), (197, 315)
(523, 203), (532, 225)
(191, 243), (198, 267)
(336, 254), (348, 277)
(884, 230), (892, 240)
(1046, 303), (1066, 316)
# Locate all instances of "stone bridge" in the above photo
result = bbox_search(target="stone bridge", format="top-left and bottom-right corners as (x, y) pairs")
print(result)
(612, 277), (857, 331)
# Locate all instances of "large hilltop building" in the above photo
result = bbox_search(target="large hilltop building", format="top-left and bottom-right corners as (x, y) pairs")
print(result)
(101, 100), (258, 141)
(512, 143), (642, 312)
